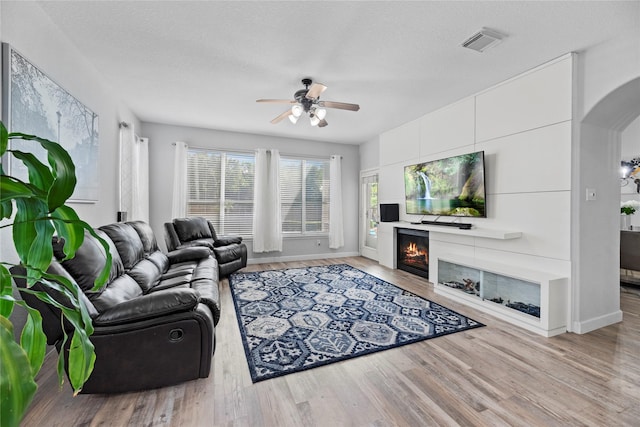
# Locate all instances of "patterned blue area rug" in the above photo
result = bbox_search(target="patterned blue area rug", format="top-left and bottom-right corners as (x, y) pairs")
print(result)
(229, 264), (483, 382)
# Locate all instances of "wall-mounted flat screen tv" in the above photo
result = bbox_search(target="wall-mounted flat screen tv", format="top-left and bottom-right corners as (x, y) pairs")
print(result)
(404, 151), (486, 217)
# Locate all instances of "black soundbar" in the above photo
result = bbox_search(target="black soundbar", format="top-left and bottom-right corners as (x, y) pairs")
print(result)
(421, 220), (472, 230)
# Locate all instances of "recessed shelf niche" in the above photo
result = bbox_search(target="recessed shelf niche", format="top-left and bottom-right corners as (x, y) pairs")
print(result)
(436, 256), (567, 337)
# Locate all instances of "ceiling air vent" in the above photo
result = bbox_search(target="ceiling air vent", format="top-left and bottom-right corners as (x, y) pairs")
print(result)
(461, 28), (505, 52)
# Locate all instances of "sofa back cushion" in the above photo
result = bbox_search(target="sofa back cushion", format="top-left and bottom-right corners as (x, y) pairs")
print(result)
(99, 223), (145, 271)
(128, 259), (162, 292)
(148, 251), (170, 273)
(53, 230), (125, 293)
(173, 217), (212, 243)
(127, 221), (160, 255)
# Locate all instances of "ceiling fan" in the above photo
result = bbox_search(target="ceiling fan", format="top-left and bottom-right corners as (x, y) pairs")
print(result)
(257, 78), (360, 128)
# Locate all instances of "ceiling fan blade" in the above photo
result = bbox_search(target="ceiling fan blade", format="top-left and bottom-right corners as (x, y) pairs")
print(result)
(318, 119), (328, 128)
(271, 109), (292, 124)
(318, 101), (360, 111)
(257, 99), (296, 104)
(306, 83), (327, 99)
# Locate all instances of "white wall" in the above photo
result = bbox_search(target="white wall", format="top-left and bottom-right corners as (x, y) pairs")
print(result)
(1, 2), (138, 334)
(359, 136), (380, 172)
(1, 3), (139, 237)
(375, 55), (575, 329)
(141, 122), (360, 262)
(571, 32), (640, 333)
(371, 32), (640, 335)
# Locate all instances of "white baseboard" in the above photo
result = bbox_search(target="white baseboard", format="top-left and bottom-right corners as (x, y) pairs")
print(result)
(247, 251), (361, 265)
(572, 310), (623, 334)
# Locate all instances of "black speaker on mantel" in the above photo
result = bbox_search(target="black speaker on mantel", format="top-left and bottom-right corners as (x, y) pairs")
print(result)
(379, 203), (399, 222)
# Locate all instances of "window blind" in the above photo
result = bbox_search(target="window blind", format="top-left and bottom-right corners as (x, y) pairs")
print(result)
(187, 149), (329, 237)
(186, 149), (254, 236)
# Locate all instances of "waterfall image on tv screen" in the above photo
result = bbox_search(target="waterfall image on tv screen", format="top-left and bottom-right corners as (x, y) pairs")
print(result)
(404, 151), (486, 217)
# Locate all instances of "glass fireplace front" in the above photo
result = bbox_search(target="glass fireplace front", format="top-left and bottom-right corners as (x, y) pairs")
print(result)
(397, 228), (429, 279)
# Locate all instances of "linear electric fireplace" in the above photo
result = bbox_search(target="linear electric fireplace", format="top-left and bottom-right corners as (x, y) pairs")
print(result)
(397, 228), (429, 279)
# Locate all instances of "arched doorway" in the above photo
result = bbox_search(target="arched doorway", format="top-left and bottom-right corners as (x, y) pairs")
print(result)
(572, 77), (640, 333)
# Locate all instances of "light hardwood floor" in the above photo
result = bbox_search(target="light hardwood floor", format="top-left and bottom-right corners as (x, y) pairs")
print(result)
(21, 257), (640, 426)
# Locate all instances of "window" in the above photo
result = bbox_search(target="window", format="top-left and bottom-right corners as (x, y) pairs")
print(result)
(280, 157), (330, 234)
(186, 149), (254, 236)
(186, 149), (330, 237)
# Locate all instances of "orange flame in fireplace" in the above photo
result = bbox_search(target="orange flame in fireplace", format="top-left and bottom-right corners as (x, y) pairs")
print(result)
(404, 242), (428, 263)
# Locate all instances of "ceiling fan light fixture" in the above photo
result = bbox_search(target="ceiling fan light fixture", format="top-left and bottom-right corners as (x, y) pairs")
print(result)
(258, 79), (359, 128)
(291, 104), (303, 117)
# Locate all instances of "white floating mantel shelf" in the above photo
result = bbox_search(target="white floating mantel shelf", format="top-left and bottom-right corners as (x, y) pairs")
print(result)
(388, 221), (522, 240)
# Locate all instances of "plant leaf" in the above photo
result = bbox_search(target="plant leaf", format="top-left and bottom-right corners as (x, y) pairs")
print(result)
(67, 328), (96, 395)
(57, 328), (69, 389)
(18, 303), (46, 376)
(28, 215), (55, 276)
(0, 175), (45, 202)
(50, 207), (84, 261)
(0, 315), (38, 427)
(0, 199), (13, 220)
(85, 226), (112, 291)
(0, 265), (14, 318)
(13, 198), (53, 279)
(12, 199), (40, 268)
(10, 150), (54, 193)
(37, 273), (95, 336)
(0, 294), (48, 376)
(8, 132), (77, 211)
(19, 285), (96, 391)
(0, 121), (7, 156)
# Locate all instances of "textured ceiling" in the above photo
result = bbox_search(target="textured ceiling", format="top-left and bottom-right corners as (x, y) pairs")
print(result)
(36, 1), (639, 144)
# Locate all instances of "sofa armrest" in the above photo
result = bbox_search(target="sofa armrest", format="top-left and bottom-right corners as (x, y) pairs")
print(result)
(214, 235), (243, 247)
(94, 288), (199, 326)
(167, 246), (210, 264)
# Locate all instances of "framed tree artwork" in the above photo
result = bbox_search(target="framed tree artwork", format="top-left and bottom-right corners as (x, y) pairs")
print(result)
(2, 42), (100, 202)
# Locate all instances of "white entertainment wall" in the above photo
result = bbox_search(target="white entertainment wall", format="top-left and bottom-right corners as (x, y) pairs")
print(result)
(377, 54), (574, 334)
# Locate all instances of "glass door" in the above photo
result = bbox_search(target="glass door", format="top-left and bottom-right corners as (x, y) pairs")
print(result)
(360, 170), (378, 260)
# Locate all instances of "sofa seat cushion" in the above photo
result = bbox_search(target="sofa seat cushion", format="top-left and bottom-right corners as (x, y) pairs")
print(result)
(178, 239), (215, 251)
(89, 274), (143, 313)
(213, 236), (242, 246)
(163, 261), (198, 279)
(167, 247), (210, 264)
(155, 277), (192, 291)
(151, 255), (220, 325)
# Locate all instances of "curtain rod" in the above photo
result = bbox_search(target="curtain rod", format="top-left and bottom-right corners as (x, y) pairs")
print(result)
(172, 143), (343, 160)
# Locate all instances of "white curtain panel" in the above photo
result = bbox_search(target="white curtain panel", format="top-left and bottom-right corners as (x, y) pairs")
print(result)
(171, 141), (188, 219)
(119, 124), (149, 222)
(130, 137), (149, 222)
(252, 148), (282, 252)
(329, 155), (345, 249)
(118, 124), (134, 214)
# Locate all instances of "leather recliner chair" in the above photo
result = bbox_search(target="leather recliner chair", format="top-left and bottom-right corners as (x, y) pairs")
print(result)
(12, 221), (219, 394)
(164, 217), (247, 277)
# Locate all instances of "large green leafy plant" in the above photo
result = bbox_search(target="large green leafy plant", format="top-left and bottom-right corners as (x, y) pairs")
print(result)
(0, 121), (111, 427)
